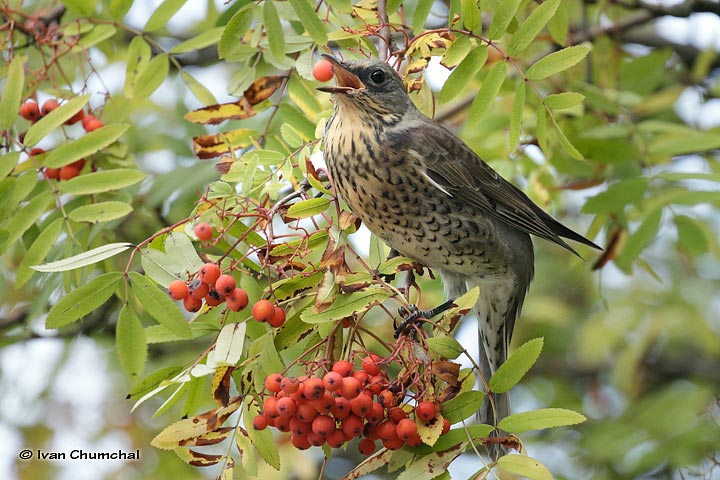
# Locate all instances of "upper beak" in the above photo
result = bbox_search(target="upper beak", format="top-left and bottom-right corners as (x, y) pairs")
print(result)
(317, 54), (365, 93)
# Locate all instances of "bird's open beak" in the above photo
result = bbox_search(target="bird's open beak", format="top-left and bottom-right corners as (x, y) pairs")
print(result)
(317, 54), (365, 93)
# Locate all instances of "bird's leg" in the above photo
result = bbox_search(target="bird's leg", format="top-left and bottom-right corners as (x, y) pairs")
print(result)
(394, 298), (456, 338)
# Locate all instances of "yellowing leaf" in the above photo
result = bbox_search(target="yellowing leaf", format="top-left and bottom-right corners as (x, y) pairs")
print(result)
(497, 454), (553, 480)
(192, 129), (256, 158)
(151, 397), (241, 449)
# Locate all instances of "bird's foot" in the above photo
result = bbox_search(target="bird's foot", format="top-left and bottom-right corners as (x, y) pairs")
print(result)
(394, 299), (456, 338)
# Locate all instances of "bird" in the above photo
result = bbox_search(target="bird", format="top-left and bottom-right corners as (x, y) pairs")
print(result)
(318, 54), (601, 431)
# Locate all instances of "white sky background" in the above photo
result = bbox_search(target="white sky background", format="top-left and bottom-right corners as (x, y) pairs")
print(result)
(2, 2), (720, 479)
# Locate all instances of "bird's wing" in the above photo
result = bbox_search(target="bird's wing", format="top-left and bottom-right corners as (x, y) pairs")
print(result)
(390, 121), (591, 254)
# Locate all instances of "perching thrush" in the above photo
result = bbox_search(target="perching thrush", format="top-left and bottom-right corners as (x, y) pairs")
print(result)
(318, 55), (601, 428)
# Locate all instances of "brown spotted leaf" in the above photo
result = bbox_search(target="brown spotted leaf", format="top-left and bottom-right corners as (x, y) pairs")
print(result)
(432, 360), (461, 386)
(185, 99), (256, 125)
(178, 427), (235, 447)
(244, 75), (284, 104)
(192, 129), (256, 159)
(212, 366), (234, 407)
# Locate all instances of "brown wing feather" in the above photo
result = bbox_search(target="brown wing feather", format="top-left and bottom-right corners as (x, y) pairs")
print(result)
(394, 121), (599, 254)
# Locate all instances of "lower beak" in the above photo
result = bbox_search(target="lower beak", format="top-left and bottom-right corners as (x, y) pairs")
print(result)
(317, 54), (365, 93)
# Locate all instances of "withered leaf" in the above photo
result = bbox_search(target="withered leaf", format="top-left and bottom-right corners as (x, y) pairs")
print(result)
(432, 360), (461, 386)
(192, 128), (255, 159)
(178, 427), (235, 447)
(244, 75), (284, 105)
(212, 366), (234, 407)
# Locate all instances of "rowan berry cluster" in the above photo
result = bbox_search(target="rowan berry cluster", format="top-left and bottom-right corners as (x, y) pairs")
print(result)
(168, 262), (286, 326)
(253, 356), (449, 455)
(20, 98), (104, 181)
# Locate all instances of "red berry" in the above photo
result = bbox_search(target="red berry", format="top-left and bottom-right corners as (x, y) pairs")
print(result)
(252, 414), (269, 431)
(331, 396), (351, 420)
(378, 390), (398, 409)
(311, 392), (335, 415)
(340, 414), (364, 438)
(352, 369), (369, 385)
(189, 281), (209, 300)
(41, 99), (60, 116)
(251, 299), (275, 322)
(65, 109), (85, 125)
(307, 431), (325, 446)
(81, 114), (104, 132)
(322, 371), (343, 392)
(396, 418), (418, 441)
(183, 295), (202, 312)
(281, 377), (300, 394)
(340, 376), (362, 400)
(291, 433), (311, 450)
(311, 414), (335, 437)
(326, 429), (347, 448)
(214, 274), (236, 296)
(382, 436), (404, 450)
(388, 407), (408, 424)
(43, 167), (60, 180)
(441, 417), (451, 435)
(365, 402), (384, 424)
(406, 432), (423, 447)
(227, 288), (249, 312)
(362, 355), (381, 375)
(194, 222), (213, 241)
(296, 401), (318, 423)
(168, 279), (189, 300)
(290, 417), (312, 436)
(312, 60), (334, 82)
(262, 396), (279, 418)
(204, 289), (224, 306)
(29, 147), (46, 156)
(20, 101), (40, 122)
(331, 360), (353, 377)
(377, 420), (398, 442)
(267, 306), (286, 327)
(415, 401), (437, 423)
(69, 158), (86, 170)
(275, 416), (291, 432)
(302, 377), (325, 401)
(368, 374), (386, 395)
(349, 392), (373, 417)
(59, 165), (80, 180)
(264, 373), (283, 393)
(358, 438), (376, 456)
(276, 397), (297, 417)
(198, 263), (221, 285)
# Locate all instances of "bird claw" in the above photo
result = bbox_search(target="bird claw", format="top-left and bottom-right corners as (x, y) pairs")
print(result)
(394, 299), (456, 338)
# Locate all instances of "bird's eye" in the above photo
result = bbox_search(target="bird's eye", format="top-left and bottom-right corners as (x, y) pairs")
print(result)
(370, 70), (385, 84)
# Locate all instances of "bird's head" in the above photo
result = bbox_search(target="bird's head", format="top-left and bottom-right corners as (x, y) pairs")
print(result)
(317, 55), (414, 116)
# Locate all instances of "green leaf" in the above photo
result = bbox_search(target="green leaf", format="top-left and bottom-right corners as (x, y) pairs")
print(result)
(17, 218), (63, 288)
(23, 95), (91, 147)
(547, 2), (568, 45)
(552, 117), (583, 160)
(219, 4), (254, 60)
(498, 408), (586, 433)
(536, 104), (547, 151)
(507, 0), (560, 56)
(468, 61), (507, 125)
(441, 391), (485, 423)
(244, 403), (281, 469)
(46, 272), (123, 329)
(263, 1), (285, 60)
(509, 81), (525, 151)
(117, 305), (148, 378)
(526, 45), (590, 80)
(439, 46), (488, 103)
(460, 0), (481, 31)
(285, 197), (331, 219)
(426, 335), (464, 359)
(413, 0), (435, 33)
(615, 209), (662, 270)
(58, 168), (146, 195)
(69, 201), (133, 223)
(110, 0), (133, 19)
(300, 287), (391, 324)
(0, 55), (25, 130)
(32, 242), (134, 272)
(124, 36), (152, 98)
(674, 215), (709, 255)
(46, 124), (129, 168)
(170, 27), (224, 54)
(489, 337), (543, 394)
(582, 178), (648, 214)
(649, 132), (720, 157)
(280, 123), (304, 148)
(2, 191), (54, 252)
(127, 365), (183, 400)
(488, 0), (523, 39)
(543, 92), (585, 109)
(134, 54), (169, 99)
(165, 232), (204, 273)
(497, 454), (553, 480)
(441, 35), (472, 69)
(0, 152), (19, 180)
(129, 272), (193, 339)
(288, 0), (328, 45)
(141, 248), (185, 288)
(413, 424), (494, 454)
(181, 72), (218, 105)
(63, 0), (96, 16)
(145, 0), (188, 32)
(75, 25), (116, 50)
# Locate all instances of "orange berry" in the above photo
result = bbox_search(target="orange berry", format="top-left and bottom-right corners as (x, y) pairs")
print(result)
(194, 222), (213, 241)
(290, 417), (312, 436)
(41, 99), (60, 116)
(183, 295), (202, 312)
(69, 158), (86, 170)
(214, 274), (236, 296)
(65, 109), (85, 125)
(358, 438), (376, 455)
(311, 392), (335, 415)
(441, 417), (451, 434)
(362, 354), (381, 375)
(59, 165), (80, 180)
(276, 397), (297, 417)
(395, 418), (418, 441)
(81, 114), (104, 132)
(382, 436), (404, 450)
(349, 392), (373, 417)
(332, 397), (351, 419)
(252, 414), (269, 431)
(226, 288), (249, 312)
(296, 401), (318, 423)
(365, 402), (384, 424)
(43, 167), (60, 180)
(415, 401), (437, 423)
(189, 281), (209, 300)
(307, 431), (324, 446)
(352, 369), (369, 385)
(20, 101), (40, 122)
(29, 147), (46, 156)
(388, 407), (408, 424)
(377, 419), (398, 442)
(280, 376), (300, 394)
(331, 360), (353, 377)
(326, 429), (347, 448)
(264, 373), (283, 393)
(311, 415), (335, 437)
(262, 396), (279, 418)
(291, 433), (311, 450)
(340, 414), (364, 438)
(322, 371), (343, 392)
(267, 306), (286, 327)
(204, 288), (224, 306)
(251, 299), (275, 322)
(274, 416), (291, 432)
(340, 376), (362, 400)
(302, 377), (325, 401)
(168, 279), (189, 300)
(198, 263), (221, 285)
(312, 60), (334, 82)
